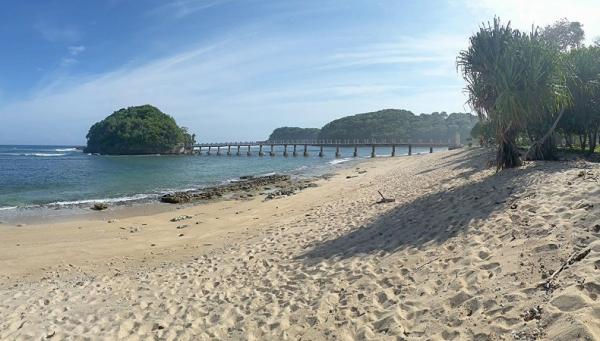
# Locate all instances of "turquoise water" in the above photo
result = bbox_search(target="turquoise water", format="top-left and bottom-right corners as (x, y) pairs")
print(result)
(0, 144), (445, 210)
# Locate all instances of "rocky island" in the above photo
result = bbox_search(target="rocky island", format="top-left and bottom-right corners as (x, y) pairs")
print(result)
(84, 105), (195, 155)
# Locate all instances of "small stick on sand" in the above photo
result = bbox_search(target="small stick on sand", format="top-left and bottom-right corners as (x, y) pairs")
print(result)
(376, 190), (395, 204)
(416, 256), (441, 271)
(538, 247), (590, 289)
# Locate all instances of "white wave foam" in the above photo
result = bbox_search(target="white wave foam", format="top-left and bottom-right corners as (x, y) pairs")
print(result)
(0, 153), (67, 157)
(48, 193), (156, 207)
(0, 206), (17, 211)
(54, 148), (79, 152)
(259, 172), (277, 176)
(329, 157), (353, 165)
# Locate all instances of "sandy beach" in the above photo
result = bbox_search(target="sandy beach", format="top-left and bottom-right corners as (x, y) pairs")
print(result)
(1, 148), (600, 340)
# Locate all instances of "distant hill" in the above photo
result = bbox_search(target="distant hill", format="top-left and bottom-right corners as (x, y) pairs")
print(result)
(267, 109), (476, 143)
(85, 105), (195, 155)
(268, 127), (321, 141)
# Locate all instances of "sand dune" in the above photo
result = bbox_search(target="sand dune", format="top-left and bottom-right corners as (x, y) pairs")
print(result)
(1, 148), (599, 340)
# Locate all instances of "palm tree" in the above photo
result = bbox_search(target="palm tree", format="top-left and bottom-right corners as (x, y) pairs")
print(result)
(561, 46), (600, 153)
(458, 18), (570, 169)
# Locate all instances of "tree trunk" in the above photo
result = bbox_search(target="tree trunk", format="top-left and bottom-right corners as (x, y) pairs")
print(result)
(497, 128), (521, 170)
(589, 128), (599, 154)
(527, 134), (556, 161)
(579, 134), (587, 151)
(565, 134), (572, 148)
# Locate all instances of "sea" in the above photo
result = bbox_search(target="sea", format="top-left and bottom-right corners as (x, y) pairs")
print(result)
(0, 144), (445, 217)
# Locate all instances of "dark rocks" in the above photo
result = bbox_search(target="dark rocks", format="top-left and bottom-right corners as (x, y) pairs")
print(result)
(161, 174), (293, 204)
(91, 203), (108, 211)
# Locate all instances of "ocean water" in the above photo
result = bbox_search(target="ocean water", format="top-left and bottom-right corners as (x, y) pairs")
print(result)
(0, 144), (445, 211)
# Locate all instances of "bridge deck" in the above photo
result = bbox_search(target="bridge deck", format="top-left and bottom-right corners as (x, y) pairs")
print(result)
(194, 141), (450, 148)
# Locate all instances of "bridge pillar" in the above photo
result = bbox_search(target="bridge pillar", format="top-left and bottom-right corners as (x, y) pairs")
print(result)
(270, 145), (275, 156)
(319, 145), (324, 157)
(284, 144), (288, 157)
(391, 145), (396, 157)
(371, 145), (375, 158)
(430, 145), (433, 153)
(237, 145), (241, 156)
(303, 144), (308, 157)
(198, 146), (202, 155)
(408, 145), (412, 156)
(293, 144), (297, 157)
(207, 146), (211, 155)
(247, 145), (251, 156)
(259, 145), (264, 156)
(335, 146), (341, 158)
(227, 145), (231, 156)
(217, 146), (221, 155)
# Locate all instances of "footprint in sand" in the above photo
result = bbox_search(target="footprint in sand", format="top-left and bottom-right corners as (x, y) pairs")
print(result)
(551, 294), (587, 312)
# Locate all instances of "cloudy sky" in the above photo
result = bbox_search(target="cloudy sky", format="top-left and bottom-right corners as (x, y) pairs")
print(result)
(1, 0), (599, 144)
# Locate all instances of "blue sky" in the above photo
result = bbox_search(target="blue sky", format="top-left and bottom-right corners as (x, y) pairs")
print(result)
(1, 0), (599, 144)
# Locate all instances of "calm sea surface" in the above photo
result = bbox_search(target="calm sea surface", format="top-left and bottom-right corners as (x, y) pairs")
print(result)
(0, 144), (445, 211)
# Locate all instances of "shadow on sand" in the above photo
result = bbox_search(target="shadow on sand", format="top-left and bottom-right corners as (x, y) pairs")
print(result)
(300, 150), (571, 261)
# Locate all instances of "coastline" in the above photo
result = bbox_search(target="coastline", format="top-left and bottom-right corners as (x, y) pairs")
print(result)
(2, 149), (599, 339)
(0, 154), (365, 225)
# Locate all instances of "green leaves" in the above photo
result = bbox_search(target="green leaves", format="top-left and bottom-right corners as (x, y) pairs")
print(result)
(458, 17), (572, 168)
(84, 105), (193, 155)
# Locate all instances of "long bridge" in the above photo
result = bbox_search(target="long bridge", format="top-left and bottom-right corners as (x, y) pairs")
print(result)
(193, 139), (458, 158)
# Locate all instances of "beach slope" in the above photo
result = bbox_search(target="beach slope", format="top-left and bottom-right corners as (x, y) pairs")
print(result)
(1, 149), (599, 340)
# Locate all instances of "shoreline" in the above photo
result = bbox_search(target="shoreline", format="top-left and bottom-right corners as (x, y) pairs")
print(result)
(0, 155), (366, 225)
(2, 148), (599, 339)
(0, 154), (388, 284)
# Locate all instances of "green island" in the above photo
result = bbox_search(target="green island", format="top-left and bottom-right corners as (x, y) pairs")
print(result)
(84, 105), (195, 155)
(268, 109), (476, 144)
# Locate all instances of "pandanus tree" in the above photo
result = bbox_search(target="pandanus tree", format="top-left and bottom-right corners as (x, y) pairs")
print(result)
(458, 18), (571, 169)
(561, 46), (600, 153)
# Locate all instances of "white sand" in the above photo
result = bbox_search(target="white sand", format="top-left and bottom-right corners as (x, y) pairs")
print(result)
(1, 148), (599, 340)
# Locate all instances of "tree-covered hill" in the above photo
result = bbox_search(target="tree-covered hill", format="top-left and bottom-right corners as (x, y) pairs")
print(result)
(268, 127), (321, 141)
(84, 105), (195, 155)
(267, 109), (476, 143)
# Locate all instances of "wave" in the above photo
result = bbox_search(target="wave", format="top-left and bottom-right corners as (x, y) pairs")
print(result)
(48, 193), (157, 207)
(54, 148), (79, 152)
(0, 153), (67, 157)
(329, 157), (353, 165)
(0, 206), (17, 211)
(31, 153), (67, 157)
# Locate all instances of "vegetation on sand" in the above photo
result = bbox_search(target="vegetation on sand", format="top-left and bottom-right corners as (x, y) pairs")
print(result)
(459, 17), (600, 169)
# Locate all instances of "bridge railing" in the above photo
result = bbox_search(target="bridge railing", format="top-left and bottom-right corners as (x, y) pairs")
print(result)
(194, 138), (450, 147)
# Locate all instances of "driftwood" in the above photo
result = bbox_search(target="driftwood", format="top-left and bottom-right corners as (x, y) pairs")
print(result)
(538, 247), (590, 289)
(376, 190), (395, 204)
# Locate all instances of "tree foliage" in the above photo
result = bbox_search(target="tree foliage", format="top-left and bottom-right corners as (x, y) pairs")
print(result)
(268, 127), (321, 141)
(316, 109), (475, 143)
(85, 105), (194, 155)
(458, 18), (571, 169)
(559, 46), (600, 152)
(541, 18), (585, 51)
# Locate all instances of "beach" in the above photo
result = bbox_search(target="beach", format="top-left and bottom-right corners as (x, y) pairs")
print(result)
(1, 148), (599, 340)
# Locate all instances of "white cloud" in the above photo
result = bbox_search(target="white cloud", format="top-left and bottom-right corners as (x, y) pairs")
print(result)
(148, 0), (233, 18)
(0, 31), (468, 144)
(457, 0), (600, 42)
(68, 45), (86, 56)
(322, 34), (466, 69)
(34, 23), (81, 43)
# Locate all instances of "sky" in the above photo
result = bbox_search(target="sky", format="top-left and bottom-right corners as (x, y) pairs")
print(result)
(1, 0), (600, 145)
